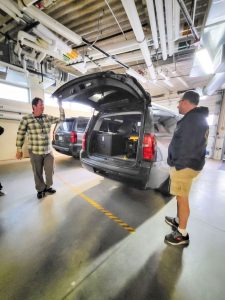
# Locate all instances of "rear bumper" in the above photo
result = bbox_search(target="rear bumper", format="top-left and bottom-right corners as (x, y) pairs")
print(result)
(52, 143), (81, 157)
(80, 155), (151, 188)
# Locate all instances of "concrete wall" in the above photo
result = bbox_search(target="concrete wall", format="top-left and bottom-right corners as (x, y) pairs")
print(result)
(0, 98), (92, 161)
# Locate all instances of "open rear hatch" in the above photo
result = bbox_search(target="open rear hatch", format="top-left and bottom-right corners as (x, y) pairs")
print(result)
(52, 71), (150, 112)
(53, 71), (151, 166)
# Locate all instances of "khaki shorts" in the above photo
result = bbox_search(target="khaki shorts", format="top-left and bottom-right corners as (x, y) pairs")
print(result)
(170, 167), (200, 197)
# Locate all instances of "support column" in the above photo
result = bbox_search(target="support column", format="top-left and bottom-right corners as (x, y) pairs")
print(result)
(213, 92), (225, 160)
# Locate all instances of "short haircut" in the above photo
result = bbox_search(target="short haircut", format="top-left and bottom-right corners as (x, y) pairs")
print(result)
(182, 90), (199, 105)
(32, 97), (43, 107)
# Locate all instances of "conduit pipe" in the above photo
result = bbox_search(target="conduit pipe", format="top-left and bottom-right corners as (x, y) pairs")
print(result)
(145, 0), (159, 49)
(0, 0), (23, 18)
(18, 31), (37, 44)
(172, 71), (188, 87)
(18, 1), (83, 46)
(121, 0), (156, 80)
(0, 60), (28, 76)
(18, 38), (85, 73)
(34, 24), (75, 54)
(18, 29), (80, 66)
(176, 0), (200, 42)
(0, 2), (21, 23)
(126, 68), (147, 83)
(20, 39), (62, 61)
(203, 73), (225, 96)
(165, 0), (174, 56)
(174, 0), (180, 40)
(155, 0), (167, 60)
(18, 0), (37, 7)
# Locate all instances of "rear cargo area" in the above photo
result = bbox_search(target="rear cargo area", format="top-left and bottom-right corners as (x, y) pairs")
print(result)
(89, 113), (142, 161)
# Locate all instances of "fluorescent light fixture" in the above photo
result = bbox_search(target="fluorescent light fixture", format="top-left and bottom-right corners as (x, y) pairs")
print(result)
(126, 68), (147, 83)
(195, 48), (214, 74)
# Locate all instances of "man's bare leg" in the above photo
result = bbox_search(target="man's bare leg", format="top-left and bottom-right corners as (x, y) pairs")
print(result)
(177, 195), (190, 229)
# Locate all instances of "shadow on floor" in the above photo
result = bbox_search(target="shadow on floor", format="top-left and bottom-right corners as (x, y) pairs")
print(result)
(112, 245), (184, 300)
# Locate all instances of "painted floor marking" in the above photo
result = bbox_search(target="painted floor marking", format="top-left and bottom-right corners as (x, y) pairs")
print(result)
(56, 174), (136, 233)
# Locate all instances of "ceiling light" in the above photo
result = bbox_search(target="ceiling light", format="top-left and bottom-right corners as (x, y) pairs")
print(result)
(126, 68), (147, 83)
(195, 48), (214, 74)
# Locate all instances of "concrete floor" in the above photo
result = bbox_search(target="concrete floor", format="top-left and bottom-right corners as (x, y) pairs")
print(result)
(0, 155), (225, 300)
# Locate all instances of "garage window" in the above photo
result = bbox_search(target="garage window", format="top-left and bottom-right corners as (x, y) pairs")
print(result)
(0, 82), (29, 102)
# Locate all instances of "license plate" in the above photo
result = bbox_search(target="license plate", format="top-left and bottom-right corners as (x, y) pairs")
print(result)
(58, 136), (63, 141)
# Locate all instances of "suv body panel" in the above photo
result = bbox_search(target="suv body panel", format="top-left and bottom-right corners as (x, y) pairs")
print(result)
(53, 71), (178, 189)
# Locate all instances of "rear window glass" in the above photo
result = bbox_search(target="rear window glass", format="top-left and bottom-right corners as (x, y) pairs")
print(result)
(153, 109), (177, 134)
(77, 119), (89, 132)
(98, 114), (141, 135)
(56, 120), (74, 132)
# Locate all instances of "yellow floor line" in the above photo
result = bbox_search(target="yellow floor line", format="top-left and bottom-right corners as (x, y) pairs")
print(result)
(56, 174), (136, 234)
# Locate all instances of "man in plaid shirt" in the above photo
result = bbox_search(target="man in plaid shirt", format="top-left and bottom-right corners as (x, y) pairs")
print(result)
(16, 97), (65, 199)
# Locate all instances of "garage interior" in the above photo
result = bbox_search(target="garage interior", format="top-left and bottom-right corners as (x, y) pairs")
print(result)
(0, 0), (225, 299)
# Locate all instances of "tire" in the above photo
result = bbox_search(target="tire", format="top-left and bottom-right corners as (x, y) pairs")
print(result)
(157, 177), (172, 196)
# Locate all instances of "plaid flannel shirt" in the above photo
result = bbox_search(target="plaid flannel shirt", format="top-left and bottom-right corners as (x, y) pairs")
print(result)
(16, 110), (65, 155)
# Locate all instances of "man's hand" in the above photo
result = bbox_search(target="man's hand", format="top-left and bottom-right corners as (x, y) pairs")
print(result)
(58, 100), (65, 120)
(16, 151), (23, 160)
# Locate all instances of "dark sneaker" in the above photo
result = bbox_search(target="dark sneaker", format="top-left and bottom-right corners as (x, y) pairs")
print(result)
(165, 230), (189, 246)
(165, 216), (179, 229)
(37, 191), (45, 199)
(45, 187), (56, 194)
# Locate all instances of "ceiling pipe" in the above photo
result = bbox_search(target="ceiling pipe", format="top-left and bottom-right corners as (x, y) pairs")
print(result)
(19, 0), (37, 7)
(0, 2), (21, 23)
(18, 30), (37, 44)
(165, 0), (174, 56)
(145, 0), (159, 49)
(126, 68), (147, 83)
(203, 73), (225, 96)
(17, 0), (83, 46)
(121, 0), (156, 80)
(0, 60), (27, 73)
(176, 0), (200, 42)
(34, 24), (77, 55)
(0, 0), (23, 18)
(172, 70), (188, 87)
(155, 0), (168, 60)
(19, 39), (62, 60)
(173, 0), (180, 41)
(192, 0), (197, 24)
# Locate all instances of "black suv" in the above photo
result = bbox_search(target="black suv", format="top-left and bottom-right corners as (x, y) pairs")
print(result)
(52, 117), (89, 158)
(53, 71), (178, 189)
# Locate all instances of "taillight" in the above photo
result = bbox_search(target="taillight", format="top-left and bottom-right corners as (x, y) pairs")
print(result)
(143, 134), (156, 160)
(70, 131), (77, 143)
(82, 132), (87, 151)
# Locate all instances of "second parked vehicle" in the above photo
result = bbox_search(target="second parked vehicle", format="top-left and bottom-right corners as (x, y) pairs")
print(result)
(52, 117), (89, 158)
